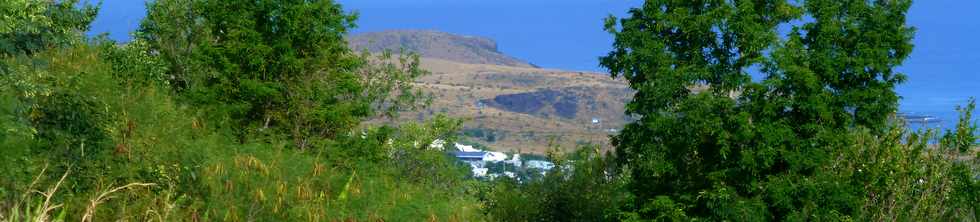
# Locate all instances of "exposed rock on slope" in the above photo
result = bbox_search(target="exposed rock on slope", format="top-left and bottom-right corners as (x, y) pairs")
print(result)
(356, 30), (633, 153)
(348, 30), (536, 68)
(389, 58), (633, 153)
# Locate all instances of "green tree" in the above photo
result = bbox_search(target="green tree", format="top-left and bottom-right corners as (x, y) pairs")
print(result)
(139, 0), (427, 148)
(0, 0), (100, 199)
(0, 0), (97, 56)
(602, 0), (918, 220)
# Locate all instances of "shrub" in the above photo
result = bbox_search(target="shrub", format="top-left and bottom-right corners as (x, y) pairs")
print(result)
(485, 145), (629, 221)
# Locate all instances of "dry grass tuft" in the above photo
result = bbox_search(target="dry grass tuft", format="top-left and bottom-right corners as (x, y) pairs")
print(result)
(0, 165), (69, 222)
(80, 183), (157, 222)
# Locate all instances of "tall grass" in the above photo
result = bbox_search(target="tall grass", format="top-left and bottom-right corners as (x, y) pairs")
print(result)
(1, 44), (486, 221)
(1, 165), (159, 222)
(1, 166), (68, 222)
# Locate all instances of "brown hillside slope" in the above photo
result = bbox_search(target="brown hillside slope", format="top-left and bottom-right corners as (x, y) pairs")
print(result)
(354, 30), (632, 153)
(380, 57), (633, 153)
(349, 30), (537, 68)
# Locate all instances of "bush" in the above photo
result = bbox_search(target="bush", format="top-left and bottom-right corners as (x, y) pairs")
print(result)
(842, 101), (978, 220)
(0, 1), (482, 220)
(0, 42), (484, 221)
(485, 146), (629, 221)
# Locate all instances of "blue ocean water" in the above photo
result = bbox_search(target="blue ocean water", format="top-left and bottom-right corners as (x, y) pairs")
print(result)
(898, 89), (978, 133)
(897, 0), (980, 132)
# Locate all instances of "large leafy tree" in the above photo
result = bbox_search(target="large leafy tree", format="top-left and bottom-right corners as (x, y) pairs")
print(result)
(602, 0), (915, 220)
(0, 0), (99, 173)
(140, 0), (426, 148)
(0, 0), (97, 56)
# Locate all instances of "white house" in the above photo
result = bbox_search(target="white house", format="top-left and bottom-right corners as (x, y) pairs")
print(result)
(484, 151), (508, 162)
(527, 160), (555, 171)
(472, 167), (489, 178)
(508, 154), (522, 167)
(455, 143), (481, 152)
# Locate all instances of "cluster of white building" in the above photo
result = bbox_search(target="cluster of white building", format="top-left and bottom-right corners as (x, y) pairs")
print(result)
(432, 140), (555, 179)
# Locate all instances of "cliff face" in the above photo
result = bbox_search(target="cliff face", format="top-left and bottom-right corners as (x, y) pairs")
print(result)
(348, 30), (536, 68)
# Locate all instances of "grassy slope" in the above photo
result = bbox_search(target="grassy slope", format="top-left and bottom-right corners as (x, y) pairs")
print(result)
(0, 46), (485, 221)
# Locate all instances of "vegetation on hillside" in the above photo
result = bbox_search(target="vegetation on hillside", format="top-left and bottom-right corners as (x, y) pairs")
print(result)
(1, 0), (479, 221)
(0, 0), (976, 221)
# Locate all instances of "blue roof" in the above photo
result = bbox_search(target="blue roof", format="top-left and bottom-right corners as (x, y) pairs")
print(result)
(453, 151), (486, 159)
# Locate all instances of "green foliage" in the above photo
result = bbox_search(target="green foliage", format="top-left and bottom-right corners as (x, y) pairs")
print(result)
(139, 0), (429, 148)
(1, 1), (481, 221)
(601, 0), (975, 220)
(0, 43), (482, 221)
(191, 142), (480, 221)
(98, 39), (170, 87)
(0, 0), (50, 34)
(2, 46), (117, 194)
(0, 44), (205, 219)
(485, 146), (628, 221)
(463, 127), (501, 143)
(0, 0), (97, 56)
(836, 103), (978, 220)
(2, 0), (973, 221)
(0, 73), (36, 202)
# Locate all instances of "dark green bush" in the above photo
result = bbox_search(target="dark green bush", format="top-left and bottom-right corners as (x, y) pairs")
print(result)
(486, 146), (628, 221)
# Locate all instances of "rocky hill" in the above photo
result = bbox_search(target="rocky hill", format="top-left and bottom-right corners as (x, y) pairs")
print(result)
(348, 30), (537, 68)
(354, 30), (632, 153)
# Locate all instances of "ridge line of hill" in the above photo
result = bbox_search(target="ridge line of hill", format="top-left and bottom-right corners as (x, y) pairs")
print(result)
(348, 29), (538, 68)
